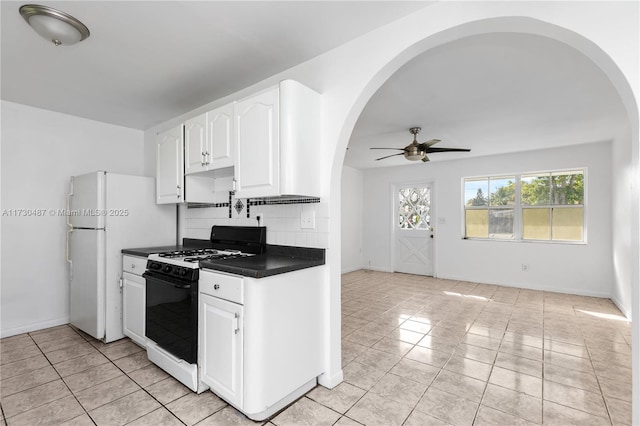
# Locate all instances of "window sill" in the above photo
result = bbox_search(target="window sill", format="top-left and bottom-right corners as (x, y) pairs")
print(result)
(462, 237), (587, 245)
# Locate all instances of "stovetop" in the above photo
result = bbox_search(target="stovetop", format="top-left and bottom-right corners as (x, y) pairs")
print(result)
(148, 248), (256, 268)
(145, 226), (266, 272)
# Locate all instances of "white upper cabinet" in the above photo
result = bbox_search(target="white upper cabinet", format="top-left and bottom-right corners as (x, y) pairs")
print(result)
(234, 87), (279, 198)
(156, 80), (320, 202)
(185, 103), (234, 175)
(184, 113), (207, 174)
(234, 80), (321, 199)
(207, 104), (235, 169)
(156, 125), (184, 204)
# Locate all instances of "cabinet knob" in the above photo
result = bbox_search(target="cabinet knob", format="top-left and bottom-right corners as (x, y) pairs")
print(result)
(214, 284), (220, 290)
(131, 264), (135, 268)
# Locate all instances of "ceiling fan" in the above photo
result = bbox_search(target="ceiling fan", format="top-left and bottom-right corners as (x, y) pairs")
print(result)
(371, 127), (471, 162)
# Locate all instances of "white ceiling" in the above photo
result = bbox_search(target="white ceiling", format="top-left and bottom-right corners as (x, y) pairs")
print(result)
(0, 1), (428, 130)
(1, 3), (628, 170)
(345, 32), (628, 169)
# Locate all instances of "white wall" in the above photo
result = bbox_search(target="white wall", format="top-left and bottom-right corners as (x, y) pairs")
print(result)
(362, 142), (613, 297)
(341, 166), (363, 273)
(611, 127), (634, 318)
(0, 101), (144, 337)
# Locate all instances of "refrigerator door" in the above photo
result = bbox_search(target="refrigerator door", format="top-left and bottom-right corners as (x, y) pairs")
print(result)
(69, 171), (106, 229)
(69, 228), (106, 340)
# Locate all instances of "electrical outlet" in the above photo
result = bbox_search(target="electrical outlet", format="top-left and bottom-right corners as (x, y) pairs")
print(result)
(301, 211), (315, 229)
(522, 264), (529, 272)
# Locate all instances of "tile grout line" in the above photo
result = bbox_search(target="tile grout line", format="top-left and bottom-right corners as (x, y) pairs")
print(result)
(8, 327), (91, 424)
(579, 307), (616, 426)
(471, 291), (507, 426)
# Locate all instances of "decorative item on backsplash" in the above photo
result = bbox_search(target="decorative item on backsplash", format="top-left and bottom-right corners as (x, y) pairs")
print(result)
(234, 199), (244, 215)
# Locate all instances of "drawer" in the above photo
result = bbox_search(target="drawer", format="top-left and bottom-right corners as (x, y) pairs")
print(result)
(199, 270), (244, 304)
(123, 255), (147, 276)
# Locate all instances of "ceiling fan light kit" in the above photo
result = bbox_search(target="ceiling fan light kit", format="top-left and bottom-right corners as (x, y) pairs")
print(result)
(19, 4), (90, 46)
(371, 126), (470, 163)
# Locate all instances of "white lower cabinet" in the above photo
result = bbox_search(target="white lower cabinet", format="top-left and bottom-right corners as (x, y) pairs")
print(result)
(198, 267), (323, 421)
(199, 293), (243, 408)
(122, 255), (148, 347)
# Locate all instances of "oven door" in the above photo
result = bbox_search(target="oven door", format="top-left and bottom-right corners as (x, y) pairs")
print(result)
(143, 270), (197, 364)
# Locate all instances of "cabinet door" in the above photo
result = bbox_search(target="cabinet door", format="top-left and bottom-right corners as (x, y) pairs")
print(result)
(122, 271), (146, 347)
(207, 103), (234, 169)
(234, 88), (279, 198)
(184, 114), (207, 175)
(199, 293), (243, 408)
(156, 125), (184, 204)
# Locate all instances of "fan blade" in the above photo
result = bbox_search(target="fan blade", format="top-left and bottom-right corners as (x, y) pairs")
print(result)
(419, 139), (441, 148)
(424, 147), (471, 153)
(375, 153), (404, 161)
(370, 147), (404, 150)
(421, 154), (430, 162)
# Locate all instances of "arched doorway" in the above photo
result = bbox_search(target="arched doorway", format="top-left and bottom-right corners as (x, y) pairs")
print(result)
(325, 12), (638, 423)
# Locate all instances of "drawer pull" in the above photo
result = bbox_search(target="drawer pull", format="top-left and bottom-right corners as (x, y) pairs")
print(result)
(214, 284), (220, 290)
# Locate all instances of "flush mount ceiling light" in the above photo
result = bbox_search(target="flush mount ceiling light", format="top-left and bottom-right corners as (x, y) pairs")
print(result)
(19, 4), (90, 46)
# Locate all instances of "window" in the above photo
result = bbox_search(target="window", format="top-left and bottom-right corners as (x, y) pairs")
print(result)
(464, 176), (515, 239)
(398, 187), (431, 229)
(464, 170), (584, 242)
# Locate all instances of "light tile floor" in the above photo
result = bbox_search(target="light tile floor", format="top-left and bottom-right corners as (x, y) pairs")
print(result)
(0, 270), (633, 425)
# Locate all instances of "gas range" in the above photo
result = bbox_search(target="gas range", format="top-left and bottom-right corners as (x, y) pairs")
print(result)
(142, 225), (266, 387)
(145, 225), (266, 280)
(150, 248), (255, 266)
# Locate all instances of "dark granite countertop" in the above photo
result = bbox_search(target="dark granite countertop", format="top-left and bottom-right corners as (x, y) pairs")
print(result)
(123, 240), (325, 278)
(199, 245), (325, 278)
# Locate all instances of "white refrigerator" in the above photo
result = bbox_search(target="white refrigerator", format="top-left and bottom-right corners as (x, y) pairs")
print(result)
(67, 171), (176, 342)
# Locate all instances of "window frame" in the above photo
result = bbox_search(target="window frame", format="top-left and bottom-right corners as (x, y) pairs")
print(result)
(462, 168), (586, 244)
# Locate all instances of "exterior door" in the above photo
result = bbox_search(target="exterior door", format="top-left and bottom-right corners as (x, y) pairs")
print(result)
(394, 184), (434, 276)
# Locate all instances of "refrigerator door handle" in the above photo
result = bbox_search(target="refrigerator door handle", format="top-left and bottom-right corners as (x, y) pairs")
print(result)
(66, 229), (73, 263)
(66, 228), (73, 280)
(66, 178), (74, 229)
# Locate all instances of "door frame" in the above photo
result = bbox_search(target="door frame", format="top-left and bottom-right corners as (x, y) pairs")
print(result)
(391, 180), (437, 277)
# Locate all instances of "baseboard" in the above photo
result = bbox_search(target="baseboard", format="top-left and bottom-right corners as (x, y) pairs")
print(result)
(341, 265), (393, 275)
(431, 273), (613, 299)
(0, 316), (69, 339)
(317, 369), (343, 389)
(611, 295), (632, 320)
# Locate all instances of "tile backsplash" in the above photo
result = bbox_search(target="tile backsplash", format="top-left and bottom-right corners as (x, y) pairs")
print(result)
(182, 196), (329, 248)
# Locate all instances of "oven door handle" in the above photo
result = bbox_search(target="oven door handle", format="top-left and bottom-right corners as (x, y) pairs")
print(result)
(143, 271), (193, 289)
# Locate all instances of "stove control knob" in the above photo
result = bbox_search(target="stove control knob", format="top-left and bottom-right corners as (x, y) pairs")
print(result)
(163, 265), (172, 273)
(179, 269), (188, 276)
(151, 263), (161, 270)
